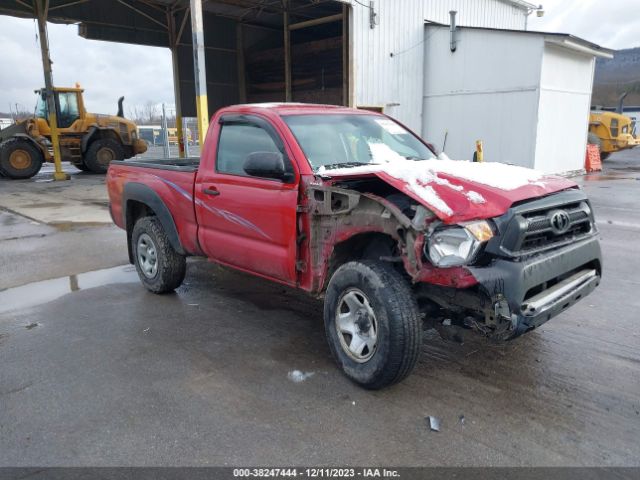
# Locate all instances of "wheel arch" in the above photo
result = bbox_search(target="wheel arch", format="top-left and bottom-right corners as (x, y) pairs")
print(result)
(122, 182), (186, 263)
(324, 232), (398, 292)
(3, 134), (47, 157)
(82, 126), (121, 153)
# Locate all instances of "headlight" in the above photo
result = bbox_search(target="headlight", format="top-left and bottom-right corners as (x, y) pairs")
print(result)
(426, 221), (494, 267)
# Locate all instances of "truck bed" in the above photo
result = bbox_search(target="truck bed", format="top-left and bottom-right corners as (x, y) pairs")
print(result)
(107, 157), (202, 256)
(112, 157), (200, 172)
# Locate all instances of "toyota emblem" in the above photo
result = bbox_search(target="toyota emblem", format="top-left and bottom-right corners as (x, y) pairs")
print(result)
(549, 210), (571, 235)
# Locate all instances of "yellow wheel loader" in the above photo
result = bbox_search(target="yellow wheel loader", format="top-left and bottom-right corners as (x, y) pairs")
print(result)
(0, 86), (147, 179)
(588, 94), (639, 160)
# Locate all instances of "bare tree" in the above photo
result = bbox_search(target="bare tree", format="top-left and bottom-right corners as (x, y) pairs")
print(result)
(143, 101), (159, 124)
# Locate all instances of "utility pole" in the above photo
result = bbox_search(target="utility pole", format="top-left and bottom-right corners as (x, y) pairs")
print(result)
(162, 103), (170, 158)
(184, 117), (191, 157)
(34, 0), (69, 181)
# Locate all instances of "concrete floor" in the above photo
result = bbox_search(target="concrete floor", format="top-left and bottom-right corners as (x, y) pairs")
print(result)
(0, 151), (639, 466)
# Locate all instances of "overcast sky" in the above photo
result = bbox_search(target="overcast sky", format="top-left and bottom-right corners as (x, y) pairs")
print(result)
(0, 0), (638, 115)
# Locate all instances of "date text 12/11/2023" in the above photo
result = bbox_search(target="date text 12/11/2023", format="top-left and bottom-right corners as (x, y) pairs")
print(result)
(232, 468), (400, 478)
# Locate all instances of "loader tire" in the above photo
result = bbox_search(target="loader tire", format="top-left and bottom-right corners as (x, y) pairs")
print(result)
(84, 138), (125, 174)
(587, 133), (610, 160)
(0, 139), (44, 179)
(131, 216), (186, 294)
(73, 161), (91, 172)
(324, 260), (422, 390)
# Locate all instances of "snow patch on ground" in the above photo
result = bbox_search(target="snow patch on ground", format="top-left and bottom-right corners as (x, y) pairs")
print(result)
(288, 370), (315, 383)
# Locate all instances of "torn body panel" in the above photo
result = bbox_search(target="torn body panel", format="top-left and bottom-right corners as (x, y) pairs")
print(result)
(298, 176), (479, 295)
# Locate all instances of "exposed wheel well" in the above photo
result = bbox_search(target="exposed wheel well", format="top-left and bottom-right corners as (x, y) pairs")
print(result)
(125, 200), (155, 263)
(326, 232), (398, 288)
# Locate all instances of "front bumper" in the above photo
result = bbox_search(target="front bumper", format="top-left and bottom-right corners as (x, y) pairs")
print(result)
(469, 235), (602, 339)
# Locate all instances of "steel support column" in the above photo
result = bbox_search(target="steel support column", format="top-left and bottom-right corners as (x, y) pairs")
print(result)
(168, 9), (185, 157)
(190, 0), (208, 147)
(283, 0), (291, 102)
(34, 0), (69, 181)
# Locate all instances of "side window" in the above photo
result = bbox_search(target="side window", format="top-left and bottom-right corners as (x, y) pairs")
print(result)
(216, 123), (282, 177)
(35, 95), (48, 119)
(57, 93), (80, 128)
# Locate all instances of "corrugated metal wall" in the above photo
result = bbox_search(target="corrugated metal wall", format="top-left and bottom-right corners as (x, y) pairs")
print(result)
(345, 0), (527, 131)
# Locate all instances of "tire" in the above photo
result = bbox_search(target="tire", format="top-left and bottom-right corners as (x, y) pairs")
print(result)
(84, 138), (125, 174)
(73, 162), (91, 172)
(131, 216), (186, 294)
(587, 132), (601, 148)
(0, 139), (44, 179)
(587, 133), (611, 160)
(324, 260), (422, 389)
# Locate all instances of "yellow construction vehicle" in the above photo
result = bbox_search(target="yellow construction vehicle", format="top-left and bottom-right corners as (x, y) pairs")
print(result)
(0, 85), (147, 179)
(588, 92), (639, 160)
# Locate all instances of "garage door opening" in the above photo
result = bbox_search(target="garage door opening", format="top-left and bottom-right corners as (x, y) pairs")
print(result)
(244, 1), (349, 106)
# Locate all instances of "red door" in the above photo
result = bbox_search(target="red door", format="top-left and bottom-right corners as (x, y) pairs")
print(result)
(195, 115), (300, 284)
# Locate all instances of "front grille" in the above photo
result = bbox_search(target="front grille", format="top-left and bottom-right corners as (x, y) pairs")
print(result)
(486, 190), (597, 258)
(519, 202), (593, 252)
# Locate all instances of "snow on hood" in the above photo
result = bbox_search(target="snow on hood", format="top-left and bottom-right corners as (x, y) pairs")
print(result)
(319, 158), (577, 223)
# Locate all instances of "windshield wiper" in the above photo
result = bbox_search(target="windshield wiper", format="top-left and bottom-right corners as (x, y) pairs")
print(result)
(320, 162), (373, 170)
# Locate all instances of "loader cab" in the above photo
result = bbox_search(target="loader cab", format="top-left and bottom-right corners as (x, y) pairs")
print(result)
(34, 88), (86, 131)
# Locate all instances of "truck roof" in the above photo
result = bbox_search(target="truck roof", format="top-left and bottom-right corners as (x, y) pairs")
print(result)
(220, 103), (381, 117)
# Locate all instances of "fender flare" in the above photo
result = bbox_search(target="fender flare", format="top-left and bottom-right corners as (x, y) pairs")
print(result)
(82, 126), (121, 153)
(81, 126), (99, 153)
(9, 133), (48, 156)
(122, 182), (186, 263)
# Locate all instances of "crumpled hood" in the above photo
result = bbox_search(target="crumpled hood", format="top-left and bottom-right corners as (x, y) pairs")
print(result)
(323, 159), (578, 224)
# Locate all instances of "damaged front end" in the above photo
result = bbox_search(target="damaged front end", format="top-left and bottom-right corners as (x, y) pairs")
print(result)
(417, 188), (602, 341)
(301, 177), (602, 342)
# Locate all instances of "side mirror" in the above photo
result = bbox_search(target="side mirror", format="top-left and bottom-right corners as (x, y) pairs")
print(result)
(243, 151), (291, 181)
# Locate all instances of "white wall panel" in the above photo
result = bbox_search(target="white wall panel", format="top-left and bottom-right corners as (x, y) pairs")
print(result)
(422, 27), (542, 167)
(534, 44), (596, 173)
(346, 0), (529, 131)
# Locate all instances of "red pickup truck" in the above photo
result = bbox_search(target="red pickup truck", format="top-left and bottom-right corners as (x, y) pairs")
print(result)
(107, 103), (602, 389)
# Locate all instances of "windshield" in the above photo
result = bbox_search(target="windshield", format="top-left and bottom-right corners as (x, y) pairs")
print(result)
(283, 114), (435, 172)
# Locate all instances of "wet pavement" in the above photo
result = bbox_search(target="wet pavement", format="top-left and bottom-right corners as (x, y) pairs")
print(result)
(0, 151), (639, 466)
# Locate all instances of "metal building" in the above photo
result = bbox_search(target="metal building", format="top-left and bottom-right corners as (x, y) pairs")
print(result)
(348, 0), (535, 131)
(422, 25), (613, 173)
(1, 0), (602, 175)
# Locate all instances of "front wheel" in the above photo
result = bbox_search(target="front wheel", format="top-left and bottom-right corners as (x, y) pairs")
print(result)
(324, 261), (422, 389)
(131, 216), (186, 294)
(0, 139), (44, 179)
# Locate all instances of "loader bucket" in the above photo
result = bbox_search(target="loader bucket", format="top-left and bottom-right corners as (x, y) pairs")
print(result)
(0, 122), (29, 143)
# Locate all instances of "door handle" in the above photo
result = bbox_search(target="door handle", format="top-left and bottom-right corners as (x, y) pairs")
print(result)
(203, 187), (220, 196)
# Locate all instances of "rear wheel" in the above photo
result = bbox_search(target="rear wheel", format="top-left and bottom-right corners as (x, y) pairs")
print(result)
(84, 138), (125, 174)
(0, 139), (44, 179)
(131, 216), (186, 294)
(324, 260), (422, 389)
(73, 161), (91, 172)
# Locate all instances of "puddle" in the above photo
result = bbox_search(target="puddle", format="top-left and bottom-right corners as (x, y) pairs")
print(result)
(583, 174), (636, 182)
(0, 265), (139, 315)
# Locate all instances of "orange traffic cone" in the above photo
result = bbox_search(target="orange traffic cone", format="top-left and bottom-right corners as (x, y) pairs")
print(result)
(585, 144), (602, 173)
